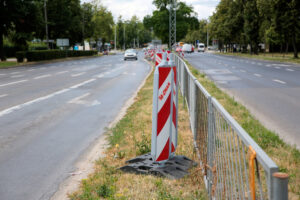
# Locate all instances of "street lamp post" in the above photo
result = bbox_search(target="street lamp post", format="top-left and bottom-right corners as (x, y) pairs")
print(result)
(123, 24), (126, 50)
(114, 25), (117, 51)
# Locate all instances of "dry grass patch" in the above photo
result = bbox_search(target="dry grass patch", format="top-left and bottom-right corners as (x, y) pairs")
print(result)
(69, 66), (207, 200)
(187, 61), (300, 197)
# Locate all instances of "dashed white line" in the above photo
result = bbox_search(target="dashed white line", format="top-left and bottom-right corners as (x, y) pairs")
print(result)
(0, 94), (8, 98)
(258, 63), (262, 65)
(0, 78), (97, 117)
(275, 67), (281, 69)
(11, 75), (25, 78)
(0, 80), (28, 87)
(56, 71), (68, 75)
(273, 79), (286, 84)
(71, 72), (86, 77)
(27, 69), (35, 72)
(286, 69), (294, 72)
(70, 79), (96, 89)
(254, 73), (262, 77)
(240, 70), (246, 73)
(34, 74), (51, 80)
(0, 73), (5, 76)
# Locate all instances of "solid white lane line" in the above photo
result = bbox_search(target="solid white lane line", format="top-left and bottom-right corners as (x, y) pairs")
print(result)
(0, 94), (8, 98)
(11, 75), (24, 78)
(0, 80), (28, 87)
(56, 71), (68, 75)
(34, 74), (51, 80)
(254, 73), (262, 77)
(71, 72), (86, 77)
(273, 79), (286, 84)
(70, 79), (96, 89)
(286, 69), (294, 72)
(0, 78), (97, 117)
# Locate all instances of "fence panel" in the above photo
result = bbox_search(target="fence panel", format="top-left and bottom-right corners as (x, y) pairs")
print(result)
(174, 54), (286, 200)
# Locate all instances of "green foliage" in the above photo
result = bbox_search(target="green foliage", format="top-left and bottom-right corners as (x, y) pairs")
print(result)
(25, 50), (97, 62)
(135, 132), (151, 155)
(15, 51), (26, 63)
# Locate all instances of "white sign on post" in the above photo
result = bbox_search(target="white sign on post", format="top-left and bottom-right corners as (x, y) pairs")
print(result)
(56, 38), (69, 47)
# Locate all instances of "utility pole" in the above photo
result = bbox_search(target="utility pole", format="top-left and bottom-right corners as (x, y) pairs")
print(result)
(114, 25), (117, 51)
(44, 0), (49, 49)
(123, 24), (125, 50)
(207, 23), (209, 49)
(82, 11), (85, 50)
(169, 0), (176, 50)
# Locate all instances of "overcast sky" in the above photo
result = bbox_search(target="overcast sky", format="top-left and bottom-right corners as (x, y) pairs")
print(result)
(81, 0), (220, 21)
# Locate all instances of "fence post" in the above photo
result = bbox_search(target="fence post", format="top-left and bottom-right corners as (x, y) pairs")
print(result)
(207, 96), (213, 198)
(272, 172), (288, 200)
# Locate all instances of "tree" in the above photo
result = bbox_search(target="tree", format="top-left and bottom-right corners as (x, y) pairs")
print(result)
(0, 0), (42, 60)
(81, 3), (95, 43)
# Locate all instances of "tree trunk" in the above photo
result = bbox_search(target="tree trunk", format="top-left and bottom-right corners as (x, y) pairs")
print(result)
(0, 32), (5, 61)
(292, 35), (298, 58)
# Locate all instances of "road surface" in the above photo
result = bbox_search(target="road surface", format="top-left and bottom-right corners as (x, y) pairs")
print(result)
(0, 53), (151, 200)
(185, 52), (300, 149)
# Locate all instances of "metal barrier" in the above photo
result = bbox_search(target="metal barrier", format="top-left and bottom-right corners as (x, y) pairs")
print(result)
(174, 54), (288, 200)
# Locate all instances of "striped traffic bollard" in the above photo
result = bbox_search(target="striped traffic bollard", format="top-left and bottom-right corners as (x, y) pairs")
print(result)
(166, 50), (171, 61)
(151, 52), (174, 162)
(155, 52), (163, 67)
(168, 53), (178, 154)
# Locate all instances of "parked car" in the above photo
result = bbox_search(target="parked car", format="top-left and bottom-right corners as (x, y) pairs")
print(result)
(182, 44), (192, 53)
(124, 49), (137, 60)
(198, 43), (205, 52)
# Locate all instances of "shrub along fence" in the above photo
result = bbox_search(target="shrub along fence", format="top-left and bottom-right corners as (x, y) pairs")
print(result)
(16, 50), (98, 62)
(173, 54), (288, 200)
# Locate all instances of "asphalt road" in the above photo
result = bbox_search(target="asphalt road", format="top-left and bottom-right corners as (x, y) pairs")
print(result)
(0, 52), (150, 200)
(185, 52), (300, 149)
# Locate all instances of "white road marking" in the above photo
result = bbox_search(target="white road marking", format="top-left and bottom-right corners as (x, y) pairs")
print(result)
(70, 79), (96, 89)
(254, 73), (262, 77)
(96, 73), (104, 78)
(0, 80), (28, 87)
(71, 72), (86, 77)
(0, 73), (5, 76)
(251, 62), (256, 64)
(232, 66), (236, 69)
(56, 71), (68, 75)
(240, 70), (246, 73)
(0, 78), (97, 117)
(11, 75), (24, 78)
(68, 93), (101, 106)
(275, 67), (281, 69)
(40, 67), (46, 69)
(0, 94), (8, 98)
(286, 69), (294, 72)
(273, 79), (286, 84)
(34, 74), (51, 80)
(266, 65), (271, 67)
(27, 69), (35, 72)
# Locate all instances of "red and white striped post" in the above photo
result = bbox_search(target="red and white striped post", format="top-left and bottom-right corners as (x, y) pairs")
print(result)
(155, 52), (163, 67)
(168, 53), (178, 154)
(151, 52), (174, 162)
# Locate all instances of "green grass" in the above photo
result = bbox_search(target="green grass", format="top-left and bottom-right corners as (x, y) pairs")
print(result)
(0, 61), (17, 68)
(216, 52), (300, 64)
(186, 60), (300, 197)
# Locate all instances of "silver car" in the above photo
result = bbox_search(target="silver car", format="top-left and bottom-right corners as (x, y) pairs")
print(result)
(124, 49), (137, 60)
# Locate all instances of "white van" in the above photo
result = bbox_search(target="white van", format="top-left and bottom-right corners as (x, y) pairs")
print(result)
(182, 44), (192, 53)
(198, 43), (205, 52)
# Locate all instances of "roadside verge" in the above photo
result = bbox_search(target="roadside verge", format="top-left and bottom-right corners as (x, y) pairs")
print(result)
(67, 61), (208, 200)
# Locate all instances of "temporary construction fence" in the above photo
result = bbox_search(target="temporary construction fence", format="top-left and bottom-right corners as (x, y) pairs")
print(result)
(173, 54), (288, 200)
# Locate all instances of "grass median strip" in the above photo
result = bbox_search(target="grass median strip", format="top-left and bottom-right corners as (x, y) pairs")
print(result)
(0, 61), (17, 68)
(185, 60), (300, 197)
(69, 65), (207, 200)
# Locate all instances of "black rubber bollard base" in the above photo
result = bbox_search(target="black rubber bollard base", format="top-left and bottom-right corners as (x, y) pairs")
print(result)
(119, 153), (197, 179)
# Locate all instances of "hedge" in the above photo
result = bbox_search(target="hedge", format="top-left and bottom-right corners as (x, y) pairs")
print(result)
(16, 51), (26, 63)
(26, 50), (98, 62)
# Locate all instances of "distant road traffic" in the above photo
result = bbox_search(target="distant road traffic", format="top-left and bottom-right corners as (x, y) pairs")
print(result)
(186, 52), (300, 149)
(0, 52), (150, 200)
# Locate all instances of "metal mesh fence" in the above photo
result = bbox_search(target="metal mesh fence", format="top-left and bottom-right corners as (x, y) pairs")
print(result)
(173, 54), (287, 200)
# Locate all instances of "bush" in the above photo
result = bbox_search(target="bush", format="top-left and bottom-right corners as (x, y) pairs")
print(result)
(3, 46), (17, 58)
(16, 51), (26, 63)
(25, 50), (97, 62)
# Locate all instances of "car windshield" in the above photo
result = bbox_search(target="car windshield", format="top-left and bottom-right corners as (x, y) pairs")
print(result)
(199, 45), (204, 48)
(125, 49), (135, 53)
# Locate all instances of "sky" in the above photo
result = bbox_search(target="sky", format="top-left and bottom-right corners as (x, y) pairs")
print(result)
(81, 0), (220, 21)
